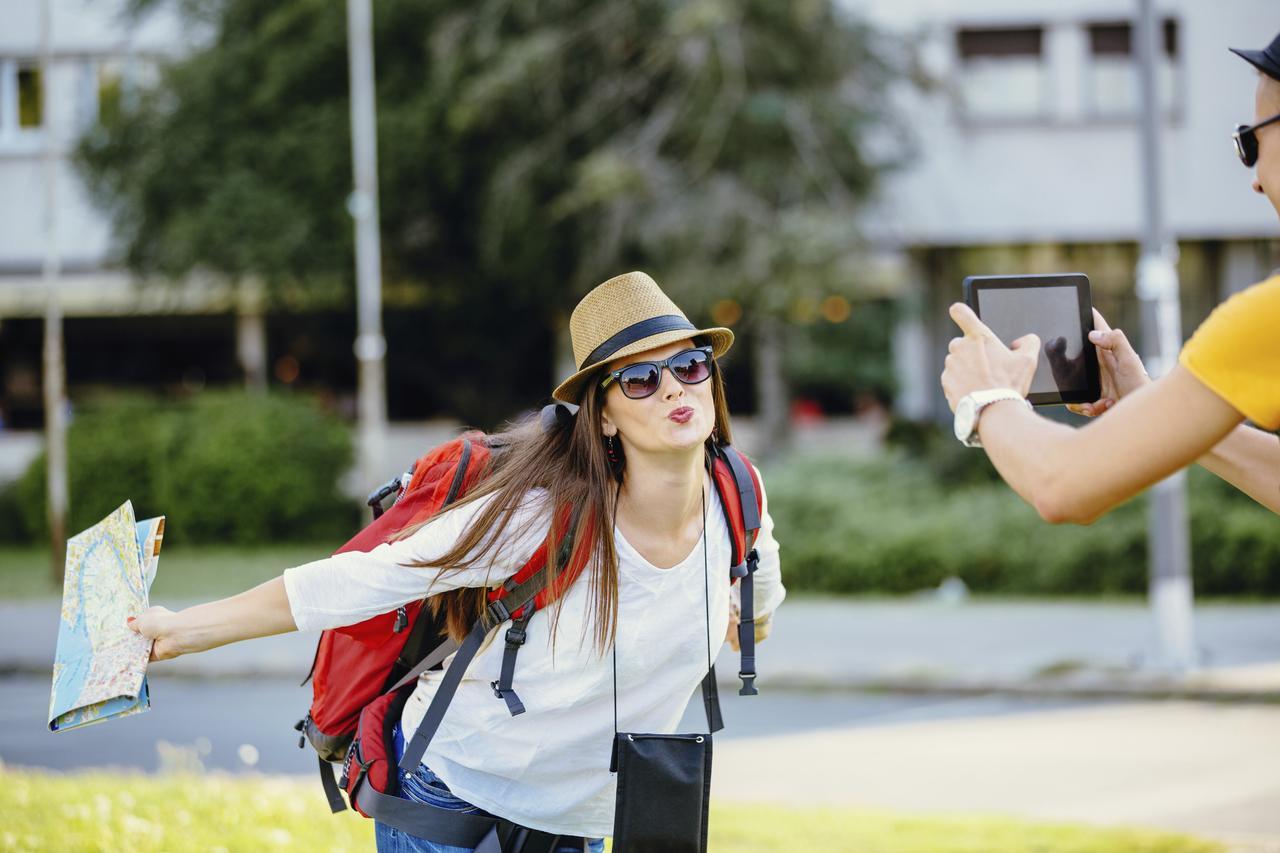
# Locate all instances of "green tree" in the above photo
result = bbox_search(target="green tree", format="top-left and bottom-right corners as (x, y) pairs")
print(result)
(80, 0), (904, 430)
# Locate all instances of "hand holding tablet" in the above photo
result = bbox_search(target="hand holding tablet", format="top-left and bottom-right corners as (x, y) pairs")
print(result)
(961, 274), (1103, 406)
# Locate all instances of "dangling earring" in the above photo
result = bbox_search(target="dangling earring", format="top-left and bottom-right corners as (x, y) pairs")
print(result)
(605, 433), (624, 478)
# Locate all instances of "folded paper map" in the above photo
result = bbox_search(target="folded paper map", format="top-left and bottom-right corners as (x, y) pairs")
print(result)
(48, 501), (165, 732)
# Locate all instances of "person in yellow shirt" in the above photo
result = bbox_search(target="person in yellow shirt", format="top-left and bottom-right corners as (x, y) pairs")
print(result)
(939, 33), (1280, 522)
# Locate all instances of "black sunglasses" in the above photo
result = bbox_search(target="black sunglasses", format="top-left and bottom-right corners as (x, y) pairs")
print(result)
(600, 346), (715, 400)
(1232, 111), (1280, 167)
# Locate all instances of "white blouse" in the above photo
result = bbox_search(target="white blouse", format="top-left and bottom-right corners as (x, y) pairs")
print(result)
(283, 471), (784, 838)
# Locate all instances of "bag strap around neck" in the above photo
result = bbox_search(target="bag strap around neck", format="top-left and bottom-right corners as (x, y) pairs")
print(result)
(612, 478), (718, 736)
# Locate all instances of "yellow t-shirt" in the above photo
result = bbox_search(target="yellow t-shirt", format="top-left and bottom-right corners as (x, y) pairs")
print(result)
(1179, 274), (1280, 430)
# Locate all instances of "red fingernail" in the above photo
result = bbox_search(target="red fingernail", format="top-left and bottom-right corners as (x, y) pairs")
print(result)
(127, 617), (135, 623)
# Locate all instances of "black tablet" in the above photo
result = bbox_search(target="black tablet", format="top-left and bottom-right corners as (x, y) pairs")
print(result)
(962, 273), (1102, 407)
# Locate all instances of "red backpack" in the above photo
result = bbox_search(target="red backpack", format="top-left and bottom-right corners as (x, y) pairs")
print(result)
(296, 425), (765, 846)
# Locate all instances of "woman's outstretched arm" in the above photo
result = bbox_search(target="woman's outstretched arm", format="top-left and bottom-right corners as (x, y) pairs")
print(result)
(129, 576), (296, 661)
(130, 490), (550, 661)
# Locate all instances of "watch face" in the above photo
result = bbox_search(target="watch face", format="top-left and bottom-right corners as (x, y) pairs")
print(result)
(953, 396), (976, 442)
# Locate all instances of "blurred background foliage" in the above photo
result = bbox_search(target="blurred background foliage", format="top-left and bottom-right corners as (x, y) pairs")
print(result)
(77, 0), (905, 427)
(765, 430), (1280, 598)
(1, 392), (357, 545)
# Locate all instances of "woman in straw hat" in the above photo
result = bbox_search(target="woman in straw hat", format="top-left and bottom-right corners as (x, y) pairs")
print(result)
(129, 271), (786, 852)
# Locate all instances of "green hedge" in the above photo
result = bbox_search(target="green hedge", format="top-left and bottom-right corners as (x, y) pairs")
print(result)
(0, 482), (26, 541)
(763, 450), (1280, 597)
(6, 391), (360, 545)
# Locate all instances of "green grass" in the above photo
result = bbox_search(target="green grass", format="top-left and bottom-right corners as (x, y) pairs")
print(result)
(2, 767), (374, 852)
(0, 767), (1221, 853)
(0, 544), (342, 600)
(709, 805), (1220, 852)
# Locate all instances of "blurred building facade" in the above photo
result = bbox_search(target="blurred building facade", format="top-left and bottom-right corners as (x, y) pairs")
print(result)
(0, 0), (257, 429)
(4, 0), (1279, 431)
(846, 0), (1280, 420)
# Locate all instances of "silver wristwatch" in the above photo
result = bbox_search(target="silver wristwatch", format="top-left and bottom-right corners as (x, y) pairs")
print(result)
(953, 388), (1031, 448)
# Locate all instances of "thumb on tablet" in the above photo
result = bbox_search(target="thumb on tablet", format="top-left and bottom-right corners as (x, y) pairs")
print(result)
(1011, 332), (1041, 354)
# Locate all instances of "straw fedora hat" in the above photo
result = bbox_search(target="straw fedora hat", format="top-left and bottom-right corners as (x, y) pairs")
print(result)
(552, 271), (734, 403)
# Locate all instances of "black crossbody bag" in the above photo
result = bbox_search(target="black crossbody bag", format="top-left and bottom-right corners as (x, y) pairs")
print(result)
(610, 730), (712, 852)
(607, 488), (717, 853)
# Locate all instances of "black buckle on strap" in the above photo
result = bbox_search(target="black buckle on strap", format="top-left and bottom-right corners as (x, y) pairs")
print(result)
(486, 599), (511, 625)
(738, 672), (758, 696)
(490, 680), (505, 699)
(730, 549), (759, 580)
(505, 626), (527, 647)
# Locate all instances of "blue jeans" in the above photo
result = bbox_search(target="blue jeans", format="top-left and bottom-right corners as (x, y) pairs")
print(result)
(373, 722), (605, 853)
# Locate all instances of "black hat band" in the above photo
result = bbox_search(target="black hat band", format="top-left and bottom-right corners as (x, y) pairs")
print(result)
(582, 315), (696, 368)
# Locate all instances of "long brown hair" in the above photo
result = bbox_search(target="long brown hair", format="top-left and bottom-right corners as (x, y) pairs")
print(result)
(400, 354), (733, 652)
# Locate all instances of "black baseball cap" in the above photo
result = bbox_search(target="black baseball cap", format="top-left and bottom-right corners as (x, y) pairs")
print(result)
(1230, 31), (1280, 82)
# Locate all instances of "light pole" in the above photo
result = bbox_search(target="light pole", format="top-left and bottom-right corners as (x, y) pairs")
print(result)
(346, 0), (388, 492)
(40, 0), (69, 584)
(1134, 0), (1195, 671)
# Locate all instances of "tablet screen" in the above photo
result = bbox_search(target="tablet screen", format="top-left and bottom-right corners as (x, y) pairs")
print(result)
(976, 285), (1088, 396)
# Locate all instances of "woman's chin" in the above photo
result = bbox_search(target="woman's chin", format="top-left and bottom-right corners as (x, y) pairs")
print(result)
(663, 418), (712, 450)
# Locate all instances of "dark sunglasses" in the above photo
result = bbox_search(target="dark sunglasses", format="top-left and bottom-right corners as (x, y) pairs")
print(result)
(1232, 111), (1280, 167)
(599, 346), (715, 400)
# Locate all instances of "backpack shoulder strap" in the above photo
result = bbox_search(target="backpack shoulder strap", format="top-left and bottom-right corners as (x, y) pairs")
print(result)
(709, 443), (764, 697)
(710, 444), (763, 571)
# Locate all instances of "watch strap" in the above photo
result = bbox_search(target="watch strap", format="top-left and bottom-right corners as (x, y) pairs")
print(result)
(962, 388), (1029, 447)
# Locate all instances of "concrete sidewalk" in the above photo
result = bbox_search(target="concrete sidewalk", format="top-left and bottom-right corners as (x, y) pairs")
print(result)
(712, 699), (1280, 848)
(4, 597), (1278, 699)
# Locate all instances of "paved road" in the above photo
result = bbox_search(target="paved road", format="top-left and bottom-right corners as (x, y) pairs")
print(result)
(761, 598), (1280, 689)
(1, 674), (1087, 775)
(6, 598), (1279, 694)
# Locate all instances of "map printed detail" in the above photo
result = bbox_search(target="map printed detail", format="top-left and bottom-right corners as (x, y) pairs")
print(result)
(48, 501), (165, 732)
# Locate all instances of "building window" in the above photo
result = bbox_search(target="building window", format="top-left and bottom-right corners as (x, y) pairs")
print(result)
(0, 59), (45, 143)
(1086, 20), (1179, 118)
(96, 59), (126, 125)
(956, 27), (1046, 122)
(16, 63), (42, 128)
(77, 56), (158, 128)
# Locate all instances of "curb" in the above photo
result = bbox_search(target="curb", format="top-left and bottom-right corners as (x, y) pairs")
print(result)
(6, 661), (1278, 703)
(738, 674), (1280, 704)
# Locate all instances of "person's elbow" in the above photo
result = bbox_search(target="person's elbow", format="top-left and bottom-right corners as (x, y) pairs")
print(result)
(1030, 479), (1105, 526)
(1033, 496), (1096, 525)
